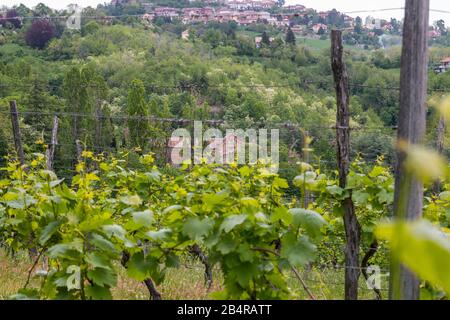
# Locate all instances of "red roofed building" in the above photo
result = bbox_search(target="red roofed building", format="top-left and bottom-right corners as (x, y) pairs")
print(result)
(435, 57), (450, 73)
(154, 7), (180, 18)
(318, 11), (329, 19)
(167, 134), (245, 165)
(442, 57), (450, 67)
(312, 23), (328, 34)
(182, 7), (215, 23)
(284, 5), (306, 12)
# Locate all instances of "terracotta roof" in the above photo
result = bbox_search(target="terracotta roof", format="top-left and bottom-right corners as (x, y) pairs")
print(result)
(441, 57), (450, 63)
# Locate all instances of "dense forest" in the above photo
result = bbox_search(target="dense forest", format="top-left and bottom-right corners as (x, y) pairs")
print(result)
(0, 2), (449, 301)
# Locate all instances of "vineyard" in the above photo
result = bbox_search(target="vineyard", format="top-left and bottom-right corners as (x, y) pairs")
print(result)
(0, 137), (449, 300)
(0, 1), (450, 302)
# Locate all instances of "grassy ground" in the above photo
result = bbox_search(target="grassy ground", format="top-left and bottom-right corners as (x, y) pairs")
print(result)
(0, 250), (387, 300)
(295, 36), (364, 52)
(295, 37), (331, 50)
(237, 30), (262, 38)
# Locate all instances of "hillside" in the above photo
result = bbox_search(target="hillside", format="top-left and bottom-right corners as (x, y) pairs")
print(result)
(0, 1), (449, 303)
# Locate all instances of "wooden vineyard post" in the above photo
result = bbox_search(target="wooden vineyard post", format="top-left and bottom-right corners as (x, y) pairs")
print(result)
(433, 116), (445, 194)
(302, 130), (311, 209)
(46, 115), (59, 171)
(436, 116), (446, 156)
(95, 105), (103, 149)
(9, 100), (25, 166)
(76, 139), (83, 162)
(391, 0), (429, 300)
(10, 100), (37, 258)
(331, 30), (361, 300)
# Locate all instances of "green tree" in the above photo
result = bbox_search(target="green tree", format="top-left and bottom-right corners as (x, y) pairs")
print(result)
(33, 3), (53, 17)
(64, 66), (85, 142)
(63, 65), (108, 160)
(436, 20), (448, 36)
(285, 27), (296, 45)
(127, 79), (148, 148)
(355, 16), (363, 34)
(24, 76), (61, 134)
(261, 31), (271, 46)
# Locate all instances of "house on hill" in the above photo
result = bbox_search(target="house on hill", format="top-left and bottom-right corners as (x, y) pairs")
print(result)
(343, 15), (355, 27)
(442, 57), (450, 69)
(255, 35), (274, 48)
(153, 7), (180, 19)
(142, 13), (154, 22)
(181, 29), (191, 40)
(435, 57), (450, 74)
(167, 134), (244, 166)
(290, 25), (306, 34)
(312, 23), (328, 34)
(227, 0), (276, 11)
(182, 7), (215, 24)
(284, 5), (306, 12)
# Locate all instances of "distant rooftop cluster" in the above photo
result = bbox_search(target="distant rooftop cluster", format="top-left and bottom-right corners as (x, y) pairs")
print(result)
(138, 1), (356, 30)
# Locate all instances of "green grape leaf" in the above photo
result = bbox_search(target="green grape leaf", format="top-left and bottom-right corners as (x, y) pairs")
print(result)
(290, 208), (326, 239)
(85, 252), (112, 269)
(146, 228), (171, 241)
(368, 166), (385, 178)
(182, 217), (214, 240)
(377, 188), (393, 205)
(132, 210), (154, 228)
(103, 224), (127, 242)
(220, 214), (247, 233)
(120, 195), (142, 206)
(163, 205), (183, 214)
(202, 193), (228, 208)
(352, 190), (369, 204)
(90, 233), (119, 256)
(127, 252), (157, 281)
(281, 232), (316, 267)
(326, 185), (346, 198)
(234, 262), (257, 287)
(216, 236), (237, 254)
(439, 191), (450, 201)
(48, 240), (83, 259)
(49, 179), (65, 188)
(239, 166), (252, 177)
(85, 284), (112, 300)
(273, 177), (289, 189)
(87, 267), (117, 287)
(271, 207), (292, 225)
(237, 243), (255, 262)
(39, 221), (60, 245)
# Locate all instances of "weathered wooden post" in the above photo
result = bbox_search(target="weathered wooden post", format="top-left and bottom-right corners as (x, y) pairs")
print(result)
(76, 139), (83, 162)
(46, 115), (59, 171)
(331, 30), (361, 300)
(433, 116), (445, 194)
(391, 0), (429, 300)
(9, 100), (25, 165)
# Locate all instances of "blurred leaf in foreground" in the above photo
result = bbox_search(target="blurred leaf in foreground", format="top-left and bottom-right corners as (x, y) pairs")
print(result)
(376, 220), (450, 294)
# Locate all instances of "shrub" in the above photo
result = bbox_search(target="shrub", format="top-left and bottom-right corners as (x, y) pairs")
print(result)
(25, 19), (55, 49)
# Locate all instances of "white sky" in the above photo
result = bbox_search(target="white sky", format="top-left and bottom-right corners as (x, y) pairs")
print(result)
(1, 0), (449, 23)
(286, 0), (450, 23)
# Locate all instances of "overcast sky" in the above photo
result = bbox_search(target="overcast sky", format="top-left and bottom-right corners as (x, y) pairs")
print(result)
(287, 0), (450, 22)
(1, 0), (449, 23)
